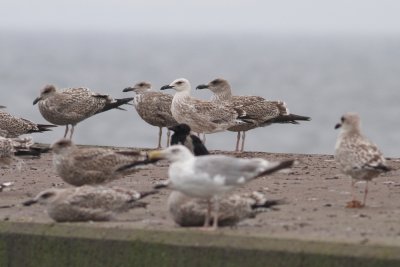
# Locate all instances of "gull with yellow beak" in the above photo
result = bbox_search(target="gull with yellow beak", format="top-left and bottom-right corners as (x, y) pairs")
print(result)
(145, 145), (294, 230)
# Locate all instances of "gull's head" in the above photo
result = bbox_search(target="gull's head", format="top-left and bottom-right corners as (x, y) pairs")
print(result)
(51, 138), (75, 154)
(196, 78), (231, 94)
(33, 84), (57, 105)
(168, 124), (191, 136)
(335, 112), (361, 132)
(23, 189), (59, 206)
(123, 81), (152, 94)
(148, 145), (193, 162)
(160, 78), (191, 92)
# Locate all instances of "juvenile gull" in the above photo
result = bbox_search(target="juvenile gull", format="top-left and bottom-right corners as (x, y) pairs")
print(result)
(23, 186), (157, 222)
(123, 81), (177, 148)
(169, 124), (209, 156)
(147, 145), (294, 229)
(33, 84), (133, 139)
(197, 78), (311, 152)
(168, 191), (284, 227)
(160, 78), (251, 137)
(0, 109), (56, 138)
(52, 139), (155, 186)
(334, 113), (390, 208)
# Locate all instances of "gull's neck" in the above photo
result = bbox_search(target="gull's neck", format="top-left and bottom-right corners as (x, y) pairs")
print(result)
(211, 88), (233, 102)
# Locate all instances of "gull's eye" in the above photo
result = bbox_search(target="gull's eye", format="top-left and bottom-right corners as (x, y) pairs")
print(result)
(171, 148), (180, 153)
(176, 81), (183, 85)
(341, 116), (345, 122)
(138, 83), (145, 87)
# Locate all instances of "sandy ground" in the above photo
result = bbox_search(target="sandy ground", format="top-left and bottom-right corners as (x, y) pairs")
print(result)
(1, 145), (400, 247)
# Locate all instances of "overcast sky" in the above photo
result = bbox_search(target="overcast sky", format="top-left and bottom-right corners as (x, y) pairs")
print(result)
(1, 0), (400, 34)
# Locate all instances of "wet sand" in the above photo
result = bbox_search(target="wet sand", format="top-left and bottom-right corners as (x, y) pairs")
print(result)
(1, 146), (399, 246)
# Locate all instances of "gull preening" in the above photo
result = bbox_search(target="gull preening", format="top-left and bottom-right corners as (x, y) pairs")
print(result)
(0, 108), (56, 138)
(168, 191), (284, 227)
(148, 145), (294, 229)
(23, 186), (158, 222)
(197, 78), (311, 152)
(160, 78), (251, 137)
(123, 81), (177, 148)
(169, 123), (209, 156)
(52, 139), (155, 186)
(33, 84), (133, 139)
(334, 112), (390, 208)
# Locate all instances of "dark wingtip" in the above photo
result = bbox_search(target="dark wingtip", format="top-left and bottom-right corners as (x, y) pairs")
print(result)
(153, 183), (168, 190)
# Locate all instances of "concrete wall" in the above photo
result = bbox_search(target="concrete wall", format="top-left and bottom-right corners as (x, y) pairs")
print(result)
(0, 221), (399, 267)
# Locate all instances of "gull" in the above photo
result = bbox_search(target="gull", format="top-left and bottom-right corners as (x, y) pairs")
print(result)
(33, 84), (133, 139)
(147, 145), (294, 230)
(169, 123), (209, 156)
(196, 78), (310, 152)
(0, 136), (42, 166)
(160, 78), (251, 140)
(123, 81), (177, 148)
(168, 191), (284, 227)
(52, 138), (156, 186)
(23, 186), (157, 222)
(334, 112), (390, 208)
(0, 108), (56, 138)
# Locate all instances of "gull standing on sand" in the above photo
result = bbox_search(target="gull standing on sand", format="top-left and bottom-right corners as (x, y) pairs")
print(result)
(52, 139), (156, 186)
(169, 124), (209, 156)
(160, 78), (251, 141)
(334, 113), (390, 208)
(145, 145), (294, 229)
(168, 191), (284, 227)
(33, 85), (133, 139)
(23, 186), (157, 222)
(123, 81), (177, 148)
(196, 78), (311, 152)
(0, 108), (56, 138)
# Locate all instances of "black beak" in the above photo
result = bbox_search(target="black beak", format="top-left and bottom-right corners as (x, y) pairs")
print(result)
(33, 97), (41, 105)
(22, 199), (37, 206)
(123, 87), (134, 92)
(160, 85), (174, 90)
(196, 84), (209, 90)
(334, 123), (342, 129)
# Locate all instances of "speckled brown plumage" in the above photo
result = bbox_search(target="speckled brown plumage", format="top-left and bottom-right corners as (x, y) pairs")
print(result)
(123, 82), (177, 148)
(23, 186), (157, 222)
(51, 139), (152, 186)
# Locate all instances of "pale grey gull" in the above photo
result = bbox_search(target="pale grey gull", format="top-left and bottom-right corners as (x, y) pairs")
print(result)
(147, 145), (294, 230)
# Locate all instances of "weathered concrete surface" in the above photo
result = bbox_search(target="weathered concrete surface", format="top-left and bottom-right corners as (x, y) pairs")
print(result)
(0, 221), (399, 267)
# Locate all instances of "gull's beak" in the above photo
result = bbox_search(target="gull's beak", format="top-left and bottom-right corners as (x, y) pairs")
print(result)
(22, 199), (38, 206)
(147, 150), (165, 160)
(0, 105), (6, 109)
(196, 84), (209, 90)
(334, 123), (342, 129)
(33, 97), (41, 105)
(160, 85), (174, 90)
(123, 87), (134, 92)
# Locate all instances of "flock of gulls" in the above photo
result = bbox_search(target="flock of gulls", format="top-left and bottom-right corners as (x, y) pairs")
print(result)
(0, 78), (392, 230)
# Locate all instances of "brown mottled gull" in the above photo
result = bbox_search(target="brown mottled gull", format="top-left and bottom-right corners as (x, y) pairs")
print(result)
(334, 112), (390, 208)
(0, 109), (56, 138)
(51, 139), (155, 186)
(148, 145), (294, 230)
(123, 81), (177, 148)
(160, 78), (250, 136)
(0, 136), (42, 167)
(196, 78), (311, 152)
(33, 84), (133, 139)
(23, 186), (157, 222)
(168, 191), (284, 227)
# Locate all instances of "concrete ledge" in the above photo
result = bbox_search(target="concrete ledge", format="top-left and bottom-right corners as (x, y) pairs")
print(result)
(0, 222), (400, 267)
